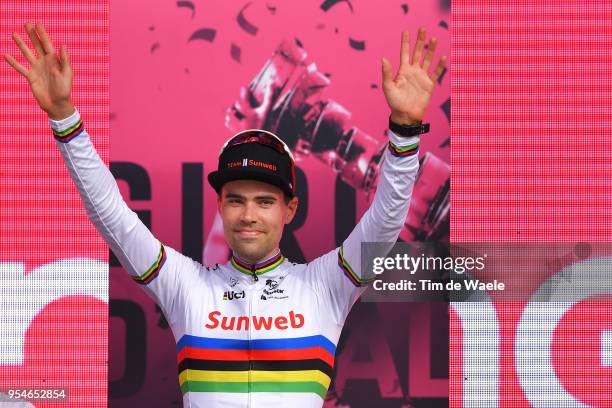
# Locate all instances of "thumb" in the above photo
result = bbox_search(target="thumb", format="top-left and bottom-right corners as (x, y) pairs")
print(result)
(60, 45), (71, 72)
(381, 57), (393, 87)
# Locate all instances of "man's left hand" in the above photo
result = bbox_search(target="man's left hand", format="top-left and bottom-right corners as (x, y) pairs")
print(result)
(382, 27), (447, 125)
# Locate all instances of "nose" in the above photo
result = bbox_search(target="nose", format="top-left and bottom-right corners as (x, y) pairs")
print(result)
(239, 201), (257, 224)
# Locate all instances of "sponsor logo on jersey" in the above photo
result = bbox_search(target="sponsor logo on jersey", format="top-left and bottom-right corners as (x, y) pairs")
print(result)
(229, 277), (239, 287)
(263, 288), (284, 295)
(265, 279), (279, 289)
(205, 310), (304, 331)
(261, 278), (288, 300)
(223, 290), (245, 300)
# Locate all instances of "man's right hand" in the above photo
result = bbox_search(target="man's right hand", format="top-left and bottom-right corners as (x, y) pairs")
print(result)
(4, 22), (74, 120)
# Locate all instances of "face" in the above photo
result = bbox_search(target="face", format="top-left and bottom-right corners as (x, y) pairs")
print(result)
(217, 179), (298, 264)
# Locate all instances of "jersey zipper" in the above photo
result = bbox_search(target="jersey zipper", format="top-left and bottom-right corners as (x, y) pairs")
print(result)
(251, 263), (258, 282)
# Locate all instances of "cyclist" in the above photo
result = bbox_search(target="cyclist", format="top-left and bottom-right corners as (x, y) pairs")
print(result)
(5, 22), (446, 408)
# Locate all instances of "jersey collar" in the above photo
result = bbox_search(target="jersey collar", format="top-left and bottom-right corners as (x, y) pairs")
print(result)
(230, 249), (285, 276)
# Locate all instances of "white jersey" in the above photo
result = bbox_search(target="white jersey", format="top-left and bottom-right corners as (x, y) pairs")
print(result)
(50, 110), (420, 408)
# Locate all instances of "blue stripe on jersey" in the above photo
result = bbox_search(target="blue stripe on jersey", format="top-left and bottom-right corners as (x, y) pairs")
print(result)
(176, 334), (336, 355)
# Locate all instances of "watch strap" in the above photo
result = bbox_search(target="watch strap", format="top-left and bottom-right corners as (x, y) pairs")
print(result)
(389, 116), (430, 137)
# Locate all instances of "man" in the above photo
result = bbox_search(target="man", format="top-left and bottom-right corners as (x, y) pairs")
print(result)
(5, 22), (445, 408)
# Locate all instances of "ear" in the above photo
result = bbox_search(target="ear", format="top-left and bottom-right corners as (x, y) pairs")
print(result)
(284, 196), (299, 224)
(216, 193), (222, 212)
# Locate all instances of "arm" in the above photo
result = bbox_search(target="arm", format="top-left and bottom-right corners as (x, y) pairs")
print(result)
(342, 27), (447, 282)
(49, 110), (169, 287)
(5, 23), (200, 323)
(309, 27), (447, 323)
(51, 111), (202, 323)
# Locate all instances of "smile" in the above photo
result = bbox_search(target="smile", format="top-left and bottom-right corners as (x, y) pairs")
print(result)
(236, 230), (263, 237)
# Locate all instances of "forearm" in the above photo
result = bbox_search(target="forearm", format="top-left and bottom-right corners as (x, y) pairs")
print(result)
(339, 130), (420, 282)
(360, 131), (419, 241)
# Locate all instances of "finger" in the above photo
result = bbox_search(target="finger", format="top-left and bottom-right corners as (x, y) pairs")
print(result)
(25, 22), (45, 57)
(36, 23), (56, 55)
(4, 53), (29, 77)
(60, 45), (71, 73)
(411, 27), (426, 66)
(381, 57), (393, 86)
(422, 37), (437, 72)
(430, 56), (447, 83)
(11, 32), (35, 64)
(399, 31), (410, 69)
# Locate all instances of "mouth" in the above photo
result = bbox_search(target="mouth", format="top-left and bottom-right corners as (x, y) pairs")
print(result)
(235, 229), (264, 238)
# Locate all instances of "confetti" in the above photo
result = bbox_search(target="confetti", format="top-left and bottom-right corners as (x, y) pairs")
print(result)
(237, 2), (258, 35)
(231, 43), (242, 63)
(440, 97), (450, 122)
(266, 3), (277, 14)
(233, 108), (246, 120)
(439, 20), (448, 29)
(150, 42), (160, 53)
(348, 37), (365, 50)
(401, 4), (409, 14)
(188, 28), (217, 42)
(295, 37), (304, 48)
(320, 0), (354, 13)
(438, 66), (447, 84)
(177, 1), (195, 19)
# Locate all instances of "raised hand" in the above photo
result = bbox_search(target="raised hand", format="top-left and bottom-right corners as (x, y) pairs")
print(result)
(381, 28), (447, 125)
(4, 22), (74, 120)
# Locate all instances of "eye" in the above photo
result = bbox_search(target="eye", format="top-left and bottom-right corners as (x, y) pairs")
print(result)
(260, 200), (275, 206)
(227, 198), (242, 204)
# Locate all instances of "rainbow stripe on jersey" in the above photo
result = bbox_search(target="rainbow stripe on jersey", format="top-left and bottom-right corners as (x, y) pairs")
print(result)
(131, 242), (166, 285)
(176, 334), (336, 399)
(53, 118), (84, 143)
(230, 251), (285, 276)
(388, 140), (419, 158)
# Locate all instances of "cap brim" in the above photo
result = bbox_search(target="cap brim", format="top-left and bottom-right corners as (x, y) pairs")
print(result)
(208, 167), (294, 198)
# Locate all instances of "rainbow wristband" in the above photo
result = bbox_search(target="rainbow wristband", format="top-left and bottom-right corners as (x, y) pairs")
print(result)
(53, 118), (84, 143)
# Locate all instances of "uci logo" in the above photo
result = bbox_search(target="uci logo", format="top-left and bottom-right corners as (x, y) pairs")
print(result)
(223, 290), (245, 301)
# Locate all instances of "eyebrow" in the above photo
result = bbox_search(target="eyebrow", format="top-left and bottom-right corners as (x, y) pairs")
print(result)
(224, 193), (278, 201)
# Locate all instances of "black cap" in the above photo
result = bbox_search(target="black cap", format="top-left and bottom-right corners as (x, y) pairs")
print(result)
(208, 130), (296, 198)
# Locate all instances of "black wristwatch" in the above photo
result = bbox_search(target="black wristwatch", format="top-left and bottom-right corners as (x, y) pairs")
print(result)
(389, 115), (430, 137)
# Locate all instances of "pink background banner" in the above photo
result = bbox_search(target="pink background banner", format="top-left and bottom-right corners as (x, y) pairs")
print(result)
(0, 1), (109, 406)
(108, 0), (450, 406)
(451, 1), (612, 407)
(3, 0), (609, 406)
